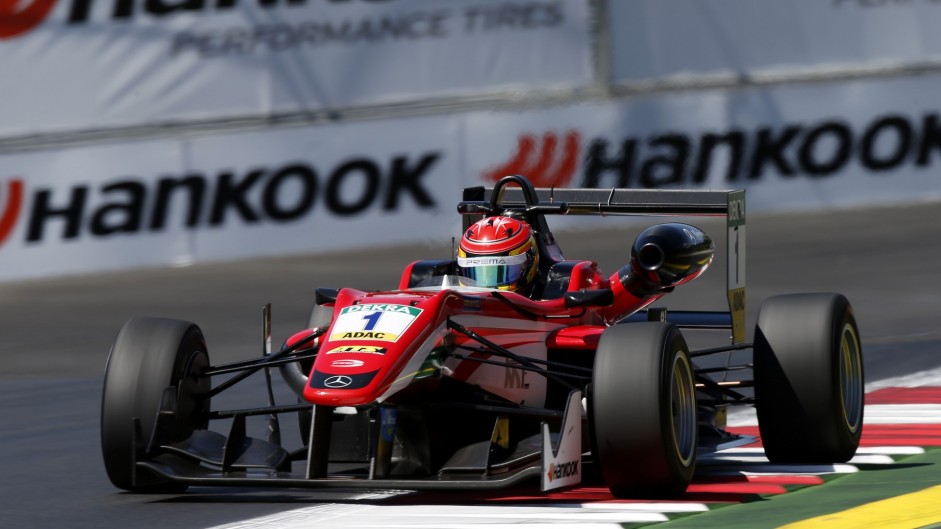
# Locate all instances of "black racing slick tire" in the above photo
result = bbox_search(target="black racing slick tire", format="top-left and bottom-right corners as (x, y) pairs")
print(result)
(754, 293), (864, 463)
(100, 317), (210, 492)
(590, 323), (697, 497)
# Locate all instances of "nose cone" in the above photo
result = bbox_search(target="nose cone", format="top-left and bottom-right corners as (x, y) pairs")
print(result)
(302, 291), (445, 406)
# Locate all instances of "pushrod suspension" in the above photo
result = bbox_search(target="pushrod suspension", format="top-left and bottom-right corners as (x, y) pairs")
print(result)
(202, 351), (318, 377)
(447, 319), (577, 390)
(454, 345), (594, 373)
(208, 402), (313, 420)
(449, 351), (592, 383)
(690, 342), (753, 358)
(694, 364), (752, 375)
(201, 329), (324, 399)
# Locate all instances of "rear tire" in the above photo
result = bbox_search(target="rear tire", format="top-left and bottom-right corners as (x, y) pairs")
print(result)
(754, 293), (863, 462)
(590, 323), (697, 497)
(100, 317), (210, 492)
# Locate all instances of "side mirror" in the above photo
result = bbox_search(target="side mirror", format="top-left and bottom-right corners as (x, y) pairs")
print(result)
(564, 289), (614, 308)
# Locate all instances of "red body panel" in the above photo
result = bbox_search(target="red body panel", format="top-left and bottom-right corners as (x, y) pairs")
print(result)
(547, 326), (604, 349)
(303, 288), (454, 406)
(301, 259), (664, 407)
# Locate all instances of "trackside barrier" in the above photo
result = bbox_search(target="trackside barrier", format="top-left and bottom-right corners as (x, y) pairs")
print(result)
(2, 71), (941, 281)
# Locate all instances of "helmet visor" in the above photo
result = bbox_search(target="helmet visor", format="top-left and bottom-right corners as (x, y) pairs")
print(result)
(457, 253), (530, 289)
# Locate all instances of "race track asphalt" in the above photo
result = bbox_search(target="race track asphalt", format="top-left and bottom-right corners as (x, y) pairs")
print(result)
(1, 201), (939, 529)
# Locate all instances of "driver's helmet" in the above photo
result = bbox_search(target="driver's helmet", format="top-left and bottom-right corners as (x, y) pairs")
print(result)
(457, 216), (539, 292)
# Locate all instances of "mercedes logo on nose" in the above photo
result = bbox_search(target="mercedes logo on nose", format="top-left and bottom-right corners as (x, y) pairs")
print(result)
(323, 375), (352, 388)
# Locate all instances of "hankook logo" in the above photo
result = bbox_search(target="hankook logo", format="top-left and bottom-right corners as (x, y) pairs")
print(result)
(0, 0), (395, 41)
(482, 130), (580, 188)
(1, 153), (437, 248)
(482, 112), (941, 190)
(323, 375), (352, 388)
(0, 0), (57, 39)
(0, 179), (24, 247)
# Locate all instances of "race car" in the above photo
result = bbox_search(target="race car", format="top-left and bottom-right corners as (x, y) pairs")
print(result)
(100, 174), (864, 497)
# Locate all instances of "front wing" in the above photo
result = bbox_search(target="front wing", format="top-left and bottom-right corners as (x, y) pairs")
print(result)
(133, 391), (584, 492)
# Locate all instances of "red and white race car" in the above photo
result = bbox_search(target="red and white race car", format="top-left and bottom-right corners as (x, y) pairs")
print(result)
(101, 174), (864, 497)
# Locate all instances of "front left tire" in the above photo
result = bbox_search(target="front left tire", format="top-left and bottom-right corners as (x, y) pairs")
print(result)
(100, 317), (210, 492)
(590, 322), (697, 497)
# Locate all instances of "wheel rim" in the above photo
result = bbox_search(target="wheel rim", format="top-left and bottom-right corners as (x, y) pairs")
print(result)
(838, 323), (863, 434)
(671, 352), (697, 466)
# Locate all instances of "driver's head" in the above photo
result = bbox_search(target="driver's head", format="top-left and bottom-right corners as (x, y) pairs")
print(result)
(457, 216), (539, 292)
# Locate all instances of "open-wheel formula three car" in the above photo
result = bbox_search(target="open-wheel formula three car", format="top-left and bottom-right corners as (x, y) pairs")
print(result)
(101, 174), (864, 497)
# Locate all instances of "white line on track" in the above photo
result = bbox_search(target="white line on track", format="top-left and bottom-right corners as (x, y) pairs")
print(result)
(577, 502), (709, 512)
(207, 504), (669, 528)
(725, 407), (757, 427)
(330, 517), (632, 529)
(213, 504), (378, 528)
(727, 404), (941, 426)
(700, 453), (895, 465)
(718, 446), (925, 456)
(699, 463), (860, 476)
(864, 404), (941, 423)
(859, 446), (927, 455)
(867, 367), (941, 389)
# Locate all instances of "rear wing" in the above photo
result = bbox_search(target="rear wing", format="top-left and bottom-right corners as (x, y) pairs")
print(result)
(460, 183), (746, 343)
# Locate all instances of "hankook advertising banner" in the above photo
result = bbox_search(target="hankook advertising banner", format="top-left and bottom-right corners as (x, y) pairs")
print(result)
(2, 73), (941, 281)
(0, 0), (592, 137)
(0, 114), (462, 280)
(466, 74), (941, 215)
(608, 0), (941, 83)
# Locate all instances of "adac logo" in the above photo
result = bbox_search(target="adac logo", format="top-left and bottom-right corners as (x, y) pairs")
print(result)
(0, 0), (58, 39)
(0, 179), (24, 247)
(482, 130), (580, 188)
